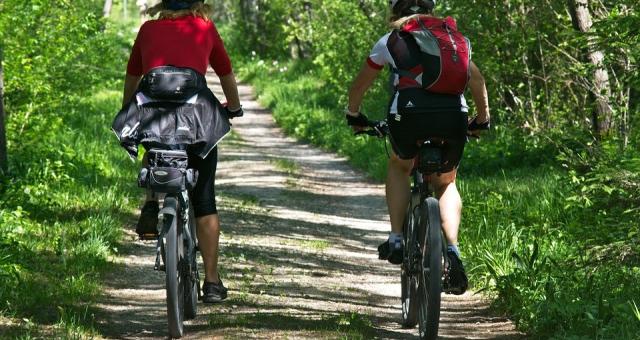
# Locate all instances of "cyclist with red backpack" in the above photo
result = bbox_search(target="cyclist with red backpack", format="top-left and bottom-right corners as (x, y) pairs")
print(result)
(346, 0), (490, 294)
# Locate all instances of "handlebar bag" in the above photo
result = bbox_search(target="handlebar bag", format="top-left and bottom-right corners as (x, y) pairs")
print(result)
(138, 149), (198, 193)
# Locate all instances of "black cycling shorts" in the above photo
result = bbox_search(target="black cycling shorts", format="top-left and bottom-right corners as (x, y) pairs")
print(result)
(388, 111), (467, 172)
(187, 147), (218, 217)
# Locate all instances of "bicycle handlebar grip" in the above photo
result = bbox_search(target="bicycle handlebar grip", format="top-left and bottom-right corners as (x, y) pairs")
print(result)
(346, 112), (370, 127)
(468, 117), (490, 131)
(226, 107), (244, 119)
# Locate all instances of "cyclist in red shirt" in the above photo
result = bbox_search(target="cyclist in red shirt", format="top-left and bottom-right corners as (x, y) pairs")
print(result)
(122, 0), (241, 303)
(346, 0), (490, 294)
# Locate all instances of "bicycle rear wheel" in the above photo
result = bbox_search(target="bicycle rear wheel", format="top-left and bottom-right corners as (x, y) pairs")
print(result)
(417, 197), (443, 340)
(163, 197), (185, 338)
(401, 204), (419, 328)
(183, 202), (199, 320)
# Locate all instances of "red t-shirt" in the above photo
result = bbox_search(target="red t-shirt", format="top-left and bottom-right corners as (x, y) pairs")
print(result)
(126, 15), (232, 77)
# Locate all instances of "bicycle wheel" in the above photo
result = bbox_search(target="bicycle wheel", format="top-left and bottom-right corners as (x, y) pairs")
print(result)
(183, 202), (198, 320)
(417, 197), (443, 340)
(401, 204), (419, 328)
(163, 197), (185, 338)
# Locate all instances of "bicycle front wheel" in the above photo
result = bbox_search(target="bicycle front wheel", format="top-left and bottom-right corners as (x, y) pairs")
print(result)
(417, 197), (443, 340)
(401, 204), (419, 328)
(183, 202), (198, 320)
(164, 197), (185, 338)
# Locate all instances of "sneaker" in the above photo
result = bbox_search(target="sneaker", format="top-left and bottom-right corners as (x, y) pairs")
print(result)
(136, 201), (159, 239)
(378, 240), (403, 265)
(444, 249), (468, 295)
(202, 279), (228, 303)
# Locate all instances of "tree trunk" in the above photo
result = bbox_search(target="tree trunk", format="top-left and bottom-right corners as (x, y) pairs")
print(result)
(103, 0), (113, 18)
(0, 45), (8, 173)
(568, 0), (613, 137)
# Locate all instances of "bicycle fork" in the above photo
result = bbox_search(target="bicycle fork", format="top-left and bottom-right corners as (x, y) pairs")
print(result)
(154, 196), (178, 271)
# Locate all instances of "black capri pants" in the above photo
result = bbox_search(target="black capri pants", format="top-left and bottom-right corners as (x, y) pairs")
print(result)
(388, 111), (468, 173)
(187, 147), (218, 217)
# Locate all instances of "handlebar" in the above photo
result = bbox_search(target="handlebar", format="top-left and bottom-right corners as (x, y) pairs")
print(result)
(354, 119), (389, 138)
(354, 117), (489, 139)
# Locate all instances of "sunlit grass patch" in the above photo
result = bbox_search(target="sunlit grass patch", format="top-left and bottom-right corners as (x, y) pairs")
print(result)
(281, 238), (330, 252)
(270, 158), (300, 175)
(217, 192), (266, 215)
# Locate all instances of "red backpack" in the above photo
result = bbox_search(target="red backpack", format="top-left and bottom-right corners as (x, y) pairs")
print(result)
(392, 16), (471, 95)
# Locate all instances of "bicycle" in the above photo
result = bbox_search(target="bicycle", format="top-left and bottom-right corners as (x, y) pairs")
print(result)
(358, 119), (480, 340)
(137, 148), (200, 338)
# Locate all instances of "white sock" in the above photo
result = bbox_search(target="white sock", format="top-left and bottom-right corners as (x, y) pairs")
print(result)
(448, 244), (460, 257)
(388, 232), (402, 249)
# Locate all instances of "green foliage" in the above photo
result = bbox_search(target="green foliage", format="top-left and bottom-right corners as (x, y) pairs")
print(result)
(0, 0), (140, 336)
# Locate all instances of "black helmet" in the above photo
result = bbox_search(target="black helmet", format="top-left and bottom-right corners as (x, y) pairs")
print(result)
(162, 0), (203, 10)
(389, 0), (436, 12)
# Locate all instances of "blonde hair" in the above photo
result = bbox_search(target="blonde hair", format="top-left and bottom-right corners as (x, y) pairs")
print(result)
(390, 14), (432, 29)
(146, 2), (213, 21)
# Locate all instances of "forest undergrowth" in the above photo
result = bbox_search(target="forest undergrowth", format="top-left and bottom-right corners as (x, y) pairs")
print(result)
(0, 1), (140, 337)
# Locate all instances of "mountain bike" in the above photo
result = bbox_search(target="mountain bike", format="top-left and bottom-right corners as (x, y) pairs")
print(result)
(137, 148), (200, 338)
(358, 120), (452, 340)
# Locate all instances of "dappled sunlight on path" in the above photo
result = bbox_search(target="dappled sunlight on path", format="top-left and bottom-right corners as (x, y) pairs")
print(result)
(93, 72), (524, 339)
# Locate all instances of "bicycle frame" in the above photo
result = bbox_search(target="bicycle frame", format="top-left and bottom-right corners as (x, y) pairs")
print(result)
(138, 148), (200, 338)
(395, 139), (450, 339)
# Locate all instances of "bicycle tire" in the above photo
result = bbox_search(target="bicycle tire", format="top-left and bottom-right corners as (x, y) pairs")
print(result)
(401, 204), (419, 328)
(183, 202), (198, 320)
(164, 197), (185, 338)
(417, 197), (442, 340)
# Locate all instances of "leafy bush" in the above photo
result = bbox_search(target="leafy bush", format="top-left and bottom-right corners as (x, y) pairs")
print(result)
(0, 0), (140, 336)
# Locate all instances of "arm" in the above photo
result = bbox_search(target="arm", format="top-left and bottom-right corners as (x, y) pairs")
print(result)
(219, 72), (241, 111)
(468, 61), (490, 123)
(347, 62), (382, 116)
(122, 74), (142, 108)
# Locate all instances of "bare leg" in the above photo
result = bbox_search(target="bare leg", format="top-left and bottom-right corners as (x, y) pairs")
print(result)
(428, 169), (461, 245)
(196, 214), (221, 284)
(386, 152), (413, 234)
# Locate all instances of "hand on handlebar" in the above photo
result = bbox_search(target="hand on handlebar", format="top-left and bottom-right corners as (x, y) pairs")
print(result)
(225, 106), (244, 119)
(222, 102), (244, 119)
(345, 111), (370, 133)
(353, 119), (388, 138)
(467, 116), (490, 138)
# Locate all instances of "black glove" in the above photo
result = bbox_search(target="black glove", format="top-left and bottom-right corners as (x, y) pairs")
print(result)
(226, 106), (244, 119)
(345, 112), (369, 127)
(468, 116), (490, 131)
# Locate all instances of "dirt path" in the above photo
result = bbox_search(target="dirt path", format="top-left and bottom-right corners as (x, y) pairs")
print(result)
(94, 75), (524, 339)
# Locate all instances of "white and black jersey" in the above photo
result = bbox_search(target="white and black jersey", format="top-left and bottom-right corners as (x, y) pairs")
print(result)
(367, 31), (469, 115)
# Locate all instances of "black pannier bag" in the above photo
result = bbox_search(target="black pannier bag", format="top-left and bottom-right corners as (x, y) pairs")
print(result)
(139, 66), (207, 101)
(138, 149), (198, 193)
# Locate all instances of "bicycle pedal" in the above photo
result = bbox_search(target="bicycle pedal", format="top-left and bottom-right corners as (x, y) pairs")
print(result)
(154, 264), (166, 272)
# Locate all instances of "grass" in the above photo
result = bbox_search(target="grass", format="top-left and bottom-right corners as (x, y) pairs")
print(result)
(0, 89), (140, 337)
(0, 1), (143, 336)
(281, 238), (331, 252)
(270, 158), (300, 175)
